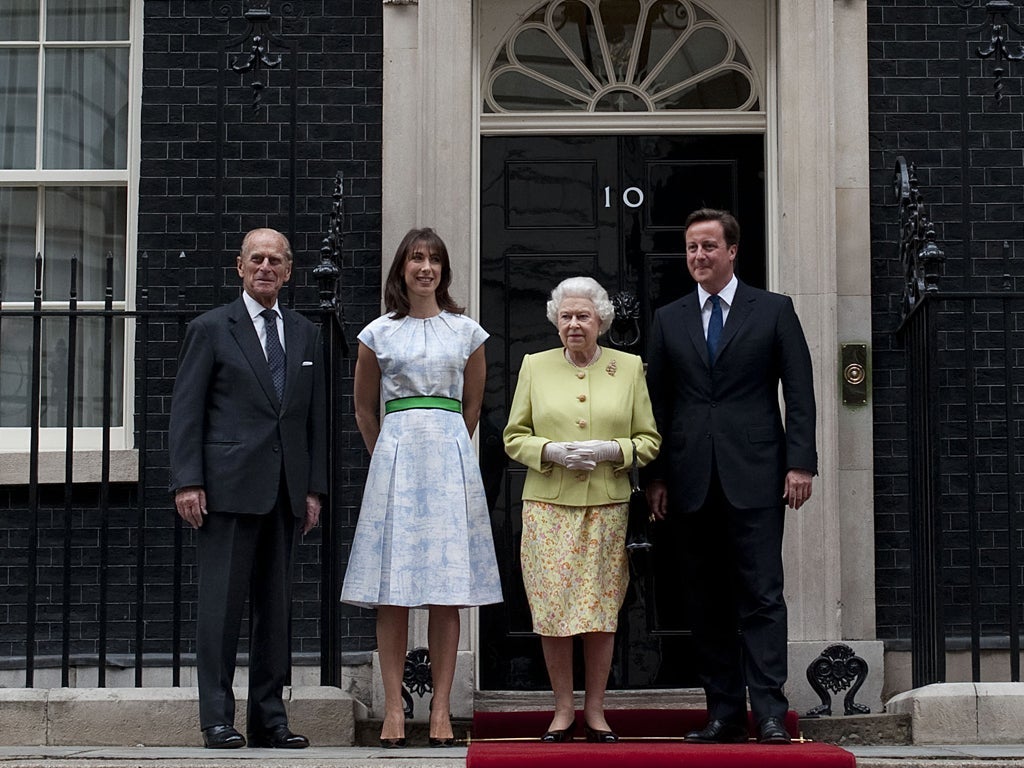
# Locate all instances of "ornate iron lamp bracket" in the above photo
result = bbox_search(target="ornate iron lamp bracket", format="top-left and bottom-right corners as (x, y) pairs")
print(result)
(804, 643), (871, 717)
(893, 156), (945, 326)
(954, 0), (1024, 101)
(313, 173), (347, 346)
(218, 0), (299, 111)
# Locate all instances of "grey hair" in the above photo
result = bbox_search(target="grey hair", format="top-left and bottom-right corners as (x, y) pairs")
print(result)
(546, 276), (615, 334)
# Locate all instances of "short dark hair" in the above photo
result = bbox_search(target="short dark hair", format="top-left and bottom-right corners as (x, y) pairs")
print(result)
(684, 208), (740, 248)
(383, 227), (465, 318)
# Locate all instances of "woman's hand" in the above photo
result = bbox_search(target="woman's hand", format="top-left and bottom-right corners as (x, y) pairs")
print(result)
(572, 439), (622, 464)
(542, 441), (597, 471)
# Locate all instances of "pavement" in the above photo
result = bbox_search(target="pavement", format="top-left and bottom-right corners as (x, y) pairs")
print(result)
(4, 744), (1024, 768)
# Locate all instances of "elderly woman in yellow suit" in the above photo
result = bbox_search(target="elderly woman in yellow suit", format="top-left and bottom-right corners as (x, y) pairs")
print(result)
(503, 276), (660, 743)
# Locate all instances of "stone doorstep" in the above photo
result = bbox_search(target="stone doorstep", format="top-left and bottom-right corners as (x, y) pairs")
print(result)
(887, 682), (1024, 745)
(0, 687), (355, 747)
(352, 712), (909, 747)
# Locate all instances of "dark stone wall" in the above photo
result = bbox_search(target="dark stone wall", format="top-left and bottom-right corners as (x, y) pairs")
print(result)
(868, 0), (1024, 647)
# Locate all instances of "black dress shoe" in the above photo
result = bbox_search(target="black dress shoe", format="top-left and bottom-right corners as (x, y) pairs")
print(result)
(757, 716), (791, 744)
(379, 737), (407, 748)
(540, 720), (576, 742)
(684, 719), (748, 744)
(247, 724), (309, 749)
(202, 724), (245, 749)
(429, 736), (455, 747)
(584, 722), (619, 743)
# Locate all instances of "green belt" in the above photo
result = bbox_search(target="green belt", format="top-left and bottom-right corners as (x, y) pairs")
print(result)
(384, 396), (462, 414)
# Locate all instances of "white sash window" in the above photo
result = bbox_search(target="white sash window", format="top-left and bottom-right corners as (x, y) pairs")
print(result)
(0, 0), (139, 451)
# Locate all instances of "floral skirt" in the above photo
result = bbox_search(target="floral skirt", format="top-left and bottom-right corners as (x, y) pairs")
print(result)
(520, 499), (629, 636)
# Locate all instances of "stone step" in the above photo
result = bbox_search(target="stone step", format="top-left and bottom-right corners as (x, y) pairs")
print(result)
(0, 687), (355, 747)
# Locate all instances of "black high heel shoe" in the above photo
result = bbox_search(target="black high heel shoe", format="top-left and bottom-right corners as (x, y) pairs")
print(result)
(584, 722), (619, 743)
(379, 737), (406, 748)
(428, 696), (455, 747)
(540, 720), (577, 743)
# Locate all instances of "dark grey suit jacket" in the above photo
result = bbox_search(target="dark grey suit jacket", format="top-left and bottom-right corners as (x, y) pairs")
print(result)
(646, 280), (817, 512)
(168, 296), (327, 516)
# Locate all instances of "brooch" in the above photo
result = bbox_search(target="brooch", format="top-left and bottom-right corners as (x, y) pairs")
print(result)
(605, 359), (617, 377)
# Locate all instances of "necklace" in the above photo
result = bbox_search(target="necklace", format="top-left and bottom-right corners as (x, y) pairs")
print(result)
(565, 346), (601, 368)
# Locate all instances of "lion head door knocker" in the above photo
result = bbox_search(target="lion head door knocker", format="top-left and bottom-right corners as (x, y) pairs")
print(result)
(608, 291), (641, 350)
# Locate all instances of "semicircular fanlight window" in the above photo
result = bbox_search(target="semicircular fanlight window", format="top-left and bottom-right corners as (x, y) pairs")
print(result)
(484, 0), (760, 113)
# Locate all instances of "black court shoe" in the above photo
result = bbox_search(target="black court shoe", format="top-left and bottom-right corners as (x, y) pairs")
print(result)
(584, 722), (619, 743)
(540, 720), (577, 743)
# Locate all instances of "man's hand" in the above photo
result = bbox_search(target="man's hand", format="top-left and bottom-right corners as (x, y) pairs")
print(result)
(646, 479), (668, 521)
(304, 494), (322, 535)
(783, 469), (813, 510)
(175, 486), (207, 529)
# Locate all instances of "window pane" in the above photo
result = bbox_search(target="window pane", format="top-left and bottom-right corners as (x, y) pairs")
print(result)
(649, 26), (729, 94)
(0, 0), (40, 41)
(47, 0), (129, 41)
(0, 318), (33, 427)
(0, 187), (38, 301)
(44, 187), (126, 302)
(0, 49), (39, 169)
(491, 71), (589, 111)
(41, 317), (124, 428)
(43, 47), (128, 169)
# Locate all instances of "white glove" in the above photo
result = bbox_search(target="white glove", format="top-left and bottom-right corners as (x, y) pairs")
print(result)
(542, 442), (573, 467)
(542, 441), (598, 471)
(571, 440), (622, 464)
(563, 445), (597, 471)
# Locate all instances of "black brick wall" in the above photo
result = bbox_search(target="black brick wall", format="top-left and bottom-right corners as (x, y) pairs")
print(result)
(136, 0), (384, 658)
(0, 1), (383, 671)
(869, 0), (1024, 646)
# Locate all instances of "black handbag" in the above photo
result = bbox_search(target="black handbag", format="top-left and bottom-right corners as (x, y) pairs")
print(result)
(625, 441), (652, 551)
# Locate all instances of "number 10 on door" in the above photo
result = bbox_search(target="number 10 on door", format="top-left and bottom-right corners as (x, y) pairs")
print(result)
(604, 186), (645, 209)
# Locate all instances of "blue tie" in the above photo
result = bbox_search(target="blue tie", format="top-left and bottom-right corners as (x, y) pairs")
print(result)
(261, 308), (286, 401)
(707, 294), (723, 365)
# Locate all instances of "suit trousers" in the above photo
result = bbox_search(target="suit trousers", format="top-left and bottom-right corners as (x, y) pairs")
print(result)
(196, 477), (300, 730)
(681, 466), (788, 724)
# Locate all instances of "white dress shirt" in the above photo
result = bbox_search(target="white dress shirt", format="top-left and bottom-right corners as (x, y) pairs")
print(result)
(242, 290), (285, 358)
(696, 274), (738, 339)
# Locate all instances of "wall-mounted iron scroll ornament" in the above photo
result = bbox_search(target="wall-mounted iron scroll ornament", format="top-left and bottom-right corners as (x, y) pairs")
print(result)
(217, 0), (300, 111)
(608, 291), (641, 349)
(893, 156), (945, 327)
(401, 648), (433, 717)
(804, 643), (871, 717)
(954, 0), (1024, 102)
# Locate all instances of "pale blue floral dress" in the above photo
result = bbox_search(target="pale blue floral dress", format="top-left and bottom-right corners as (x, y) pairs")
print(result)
(340, 311), (503, 608)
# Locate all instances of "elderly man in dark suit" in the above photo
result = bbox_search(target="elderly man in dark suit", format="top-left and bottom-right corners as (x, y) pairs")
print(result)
(646, 208), (817, 745)
(169, 228), (327, 749)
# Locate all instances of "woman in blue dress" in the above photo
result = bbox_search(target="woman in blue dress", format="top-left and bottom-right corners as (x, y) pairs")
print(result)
(341, 228), (502, 748)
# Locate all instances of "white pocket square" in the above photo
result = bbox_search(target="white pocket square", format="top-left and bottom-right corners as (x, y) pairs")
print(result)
(302, 361), (313, 367)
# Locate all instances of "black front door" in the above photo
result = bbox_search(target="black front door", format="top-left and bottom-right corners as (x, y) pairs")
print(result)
(478, 133), (765, 690)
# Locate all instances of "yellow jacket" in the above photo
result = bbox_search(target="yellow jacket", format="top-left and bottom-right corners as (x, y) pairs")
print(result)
(503, 347), (661, 506)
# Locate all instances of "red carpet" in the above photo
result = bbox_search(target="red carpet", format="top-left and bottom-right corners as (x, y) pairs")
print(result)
(467, 710), (855, 768)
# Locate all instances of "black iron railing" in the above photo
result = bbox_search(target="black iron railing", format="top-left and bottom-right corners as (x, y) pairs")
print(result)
(0, 178), (347, 689)
(895, 156), (1024, 688)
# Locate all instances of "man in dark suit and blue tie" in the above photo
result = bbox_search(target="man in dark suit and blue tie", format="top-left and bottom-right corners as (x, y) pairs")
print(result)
(646, 208), (817, 745)
(169, 228), (327, 749)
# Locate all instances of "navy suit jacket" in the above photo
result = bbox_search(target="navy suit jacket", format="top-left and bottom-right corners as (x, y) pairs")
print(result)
(646, 280), (817, 512)
(168, 295), (327, 516)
